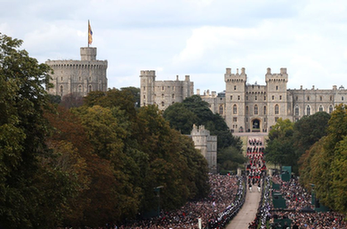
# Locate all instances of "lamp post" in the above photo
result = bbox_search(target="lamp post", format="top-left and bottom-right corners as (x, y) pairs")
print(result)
(154, 186), (164, 216)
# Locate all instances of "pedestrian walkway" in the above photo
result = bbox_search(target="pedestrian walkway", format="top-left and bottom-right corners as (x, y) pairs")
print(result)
(225, 188), (261, 229)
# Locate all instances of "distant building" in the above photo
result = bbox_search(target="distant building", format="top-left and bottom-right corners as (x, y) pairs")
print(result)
(190, 125), (217, 173)
(46, 47), (108, 98)
(139, 67), (347, 133)
(139, 70), (193, 110)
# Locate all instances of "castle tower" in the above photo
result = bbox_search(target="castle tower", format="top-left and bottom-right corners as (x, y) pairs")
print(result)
(225, 68), (247, 133)
(265, 68), (289, 128)
(190, 124), (217, 173)
(139, 71), (194, 110)
(140, 70), (156, 106)
(46, 47), (108, 98)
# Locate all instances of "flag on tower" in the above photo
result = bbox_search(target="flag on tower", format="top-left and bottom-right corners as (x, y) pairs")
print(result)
(88, 20), (93, 46)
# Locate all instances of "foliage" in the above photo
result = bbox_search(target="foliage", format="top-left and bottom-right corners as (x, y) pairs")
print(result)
(0, 33), (79, 228)
(217, 146), (247, 173)
(293, 112), (330, 159)
(298, 104), (347, 214)
(121, 86), (140, 108)
(163, 95), (242, 151)
(265, 118), (296, 169)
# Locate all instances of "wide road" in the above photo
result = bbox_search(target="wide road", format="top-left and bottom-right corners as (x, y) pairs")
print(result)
(226, 187), (261, 229)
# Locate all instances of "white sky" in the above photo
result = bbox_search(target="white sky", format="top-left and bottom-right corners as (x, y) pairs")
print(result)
(2, 0), (347, 93)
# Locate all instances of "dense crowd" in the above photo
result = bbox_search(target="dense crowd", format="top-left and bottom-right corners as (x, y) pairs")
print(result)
(269, 176), (347, 229)
(246, 138), (266, 190)
(116, 174), (245, 229)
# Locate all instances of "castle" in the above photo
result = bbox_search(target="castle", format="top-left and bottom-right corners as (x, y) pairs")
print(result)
(140, 67), (347, 133)
(139, 70), (194, 110)
(46, 47), (108, 97)
(190, 125), (217, 173)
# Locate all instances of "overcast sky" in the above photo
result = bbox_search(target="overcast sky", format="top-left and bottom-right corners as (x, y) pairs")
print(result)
(2, 0), (347, 94)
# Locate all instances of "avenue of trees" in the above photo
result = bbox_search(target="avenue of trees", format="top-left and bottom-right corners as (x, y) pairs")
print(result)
(0, 33), (210, 228)
(163, 95), (246, 174)
(265, 108), (347, 214)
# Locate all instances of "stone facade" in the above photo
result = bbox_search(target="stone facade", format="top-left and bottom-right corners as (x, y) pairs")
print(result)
(201, 67), (347, 133)
(190, 125), (217, 173)
(46, 47), (108, 97)
(139, 70), (194, 111)
(140, 67), (347, 134)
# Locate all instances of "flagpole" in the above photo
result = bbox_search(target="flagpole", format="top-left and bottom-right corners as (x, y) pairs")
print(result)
(88, 20), (90, 48)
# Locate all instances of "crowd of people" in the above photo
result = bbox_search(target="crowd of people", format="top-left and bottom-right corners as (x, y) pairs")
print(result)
(246, 138), (266, 192)
(117, 174), (245, 229)
(268, 175), (347, 228)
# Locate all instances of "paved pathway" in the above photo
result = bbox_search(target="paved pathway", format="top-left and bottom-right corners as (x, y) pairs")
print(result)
(225, 186), (261, 229)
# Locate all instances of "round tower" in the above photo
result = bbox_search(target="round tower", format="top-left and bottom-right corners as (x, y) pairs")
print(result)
(46, 47), (108, 98)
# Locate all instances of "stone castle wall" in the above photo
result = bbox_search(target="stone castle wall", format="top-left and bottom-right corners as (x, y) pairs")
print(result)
(46, 47), (108, 98)
(140, 71), (193, 110)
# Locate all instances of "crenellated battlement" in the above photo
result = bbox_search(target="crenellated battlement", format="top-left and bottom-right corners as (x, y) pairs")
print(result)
(265, 67), (288, 83)
(225, 67), (247, 82)
(140, 70), (156, 77)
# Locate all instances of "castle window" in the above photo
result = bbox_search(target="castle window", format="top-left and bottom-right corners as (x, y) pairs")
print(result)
(275, 104), (279, 115)
(233, 117), (237, 122)
(238, 95), (240, 100)
(272, 95), (274, 100)
(319, 105), (323, 112)
(162, 94), (164, 99)
(320, 96), (322, 101)
(230, 96), (233, 100)
(296, 96), (298, 101)
(60, 85), (63, 97)
(162, 86), (165, 91)
(264, 96), (266, 100)
(295, 106), (299, 116)
(255, 95), (257, 101)
(306, 105), (311, 115)
(233, 104), (237, 114)
(172, 94), (175, 99)
(161, 101), (164, 106)
(143, 86), (146, 91)
(279, 95), (282, 100)
(89, 85), (92, 92)
(78, 85), (82, 93)
(254, 105), (258, 115)
(330, 95), (333, 101)
(275, 117), (279, 122)
(342, 96), (344, 101)
(234, 86), (236, 90)
(264, 106), (267, 115)
(329, 105), (333, 114)
(219, 105), (224, 115)
(79, 76), (82, 81)
(143, 95), (146, 99)
(246, 95), (248, 100)
(276, 86), (278, 90)
(307, 96), (310, 101)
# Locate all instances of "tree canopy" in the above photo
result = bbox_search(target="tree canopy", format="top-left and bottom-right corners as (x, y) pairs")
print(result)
(163, 95), (244, 173)
(0, 33), (210, 228)
(299, 104), (347, 214)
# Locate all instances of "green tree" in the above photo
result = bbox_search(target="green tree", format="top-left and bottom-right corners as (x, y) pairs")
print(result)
(265, 118), (295, 169)
(0, 33), (75, 228)
(298, 105), (347, 214)
(121, 86), (140, 108)
(163, 103), (198, 134)
(293, 111), (330, 161)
